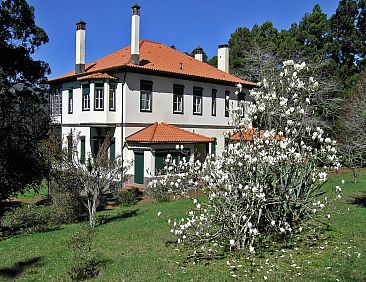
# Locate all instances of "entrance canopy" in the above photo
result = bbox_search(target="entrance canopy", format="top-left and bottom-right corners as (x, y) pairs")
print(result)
(126, 122), (215, 144)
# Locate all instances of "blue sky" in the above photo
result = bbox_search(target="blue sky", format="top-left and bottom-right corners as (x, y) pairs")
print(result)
(27, 0), (339, 78)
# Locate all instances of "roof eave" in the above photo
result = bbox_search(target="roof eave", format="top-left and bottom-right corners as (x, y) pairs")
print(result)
(48, 65), (256, 88)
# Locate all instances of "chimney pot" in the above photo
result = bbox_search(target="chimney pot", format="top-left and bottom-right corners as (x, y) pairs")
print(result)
(194, 47), (204, 62)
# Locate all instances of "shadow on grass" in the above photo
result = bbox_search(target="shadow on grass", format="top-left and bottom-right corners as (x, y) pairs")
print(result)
(350, 192), (366, 208)
(0, 257), (43, 278)
(0, 225), (62, 242)
(97, 209), (139, 226)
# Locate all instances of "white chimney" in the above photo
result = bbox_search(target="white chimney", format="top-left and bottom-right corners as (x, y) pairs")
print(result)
(131, 4), (140, 65)
(75, 20), (86, 74)
(194, 47), (203, 62)
(218, 44), (229, 73)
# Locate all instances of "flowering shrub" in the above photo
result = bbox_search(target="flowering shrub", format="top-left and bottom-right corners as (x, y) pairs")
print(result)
(147, 150), (201, 201)
(152, 60), (342, 254)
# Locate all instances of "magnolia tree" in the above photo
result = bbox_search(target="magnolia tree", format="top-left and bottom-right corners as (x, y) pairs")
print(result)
(152, 61), (342, 254)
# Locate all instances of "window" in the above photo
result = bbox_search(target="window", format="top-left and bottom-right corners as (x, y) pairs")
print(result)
(109, 83), (116, 111)
(50, 88), (62, 116)
(193, 87), (203, 115)
(68, 89), (73, 114)
(238, 92), (245, 117)
(82, 84), (90, 111)
(225, 91), (230, 117)
(140, 80), (153, 112)
(155, 149), (191, 173)
(212, 89), (217, 116)
(173, 84), (184, 114)
(94, 83), (104, 111)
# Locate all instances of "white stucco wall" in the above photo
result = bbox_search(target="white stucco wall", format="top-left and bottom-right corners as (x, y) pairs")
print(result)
(57, 71), (251, 184)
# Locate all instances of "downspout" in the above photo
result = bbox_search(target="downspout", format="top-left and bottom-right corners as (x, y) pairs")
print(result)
(121, 72), (127, 179)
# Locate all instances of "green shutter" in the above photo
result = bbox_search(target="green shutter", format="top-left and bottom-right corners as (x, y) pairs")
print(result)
(80, 136), (86, 163)
(211, 142), (216, 157)
(110, 137), (115, 160)
(134, 151), (144, 184)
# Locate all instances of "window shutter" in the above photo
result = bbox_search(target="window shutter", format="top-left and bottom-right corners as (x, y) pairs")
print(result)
(80, 136), (86, 163)
(110, 137), (116, 160)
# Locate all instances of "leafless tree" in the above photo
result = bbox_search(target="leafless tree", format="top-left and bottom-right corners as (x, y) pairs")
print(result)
(339, 71), (366, 181)
(42, 129), (129, 227)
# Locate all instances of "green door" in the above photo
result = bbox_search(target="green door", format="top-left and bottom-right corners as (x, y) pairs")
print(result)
(134, 151), (144, 184)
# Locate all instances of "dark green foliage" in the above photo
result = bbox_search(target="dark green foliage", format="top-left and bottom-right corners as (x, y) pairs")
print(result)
(0, 204), (56, 233)
(0, 0), (50, 204)
(67, 226), (101, 281)
(52, 192), (84, 224)
(207, 55), (217, 67)
(118, 188), (142, 207)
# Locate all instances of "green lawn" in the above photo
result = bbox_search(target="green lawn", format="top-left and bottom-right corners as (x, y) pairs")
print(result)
(15, 179), (49, 200)
(0, 171), (365, 281)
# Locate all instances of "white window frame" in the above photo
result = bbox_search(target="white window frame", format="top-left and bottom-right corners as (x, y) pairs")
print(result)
(68, 89), (73, 114)
(94, 86), (104, 111)
(140, 90), (152, 111)
(173, 94), (183, 113)
(50, 88), (62, 116)
(193, 87), (203, 115)
(109, 84), (116, 111)
(82, 84), (90, 111)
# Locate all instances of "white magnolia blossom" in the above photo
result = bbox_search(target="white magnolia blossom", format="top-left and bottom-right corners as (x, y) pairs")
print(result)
(150, 61), (342, 255)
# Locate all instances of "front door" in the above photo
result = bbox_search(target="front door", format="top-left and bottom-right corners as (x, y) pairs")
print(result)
(134, 151), (144, 184)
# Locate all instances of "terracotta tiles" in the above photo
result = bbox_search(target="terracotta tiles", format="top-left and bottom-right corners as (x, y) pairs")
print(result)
(126, 122), (215, 143)
(230, 129), (285, 141)
(76, 72), (117, 80)
(49, 40), (255, 87)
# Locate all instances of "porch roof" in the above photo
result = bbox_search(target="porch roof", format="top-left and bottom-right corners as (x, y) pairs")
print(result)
(126, 122), (215, 143)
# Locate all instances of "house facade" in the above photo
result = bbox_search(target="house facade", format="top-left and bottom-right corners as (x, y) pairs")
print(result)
(48, 5), (255, 185)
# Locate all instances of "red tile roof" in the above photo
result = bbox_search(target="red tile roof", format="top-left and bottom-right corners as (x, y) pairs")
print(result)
(49, 40), (255, 87)
(126, 122), (215, 143)
(77, 72), (117, 80)
(230, 129), (284, 141)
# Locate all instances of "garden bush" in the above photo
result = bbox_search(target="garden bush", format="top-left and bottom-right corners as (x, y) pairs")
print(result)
(118, 188), (142, 206)
(52, 191), (84, 224)
(0, 204), (57, 233)
(67, 226), (101, 281)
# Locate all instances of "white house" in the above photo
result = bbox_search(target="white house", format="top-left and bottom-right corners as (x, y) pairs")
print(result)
(48, 4), (255, 185)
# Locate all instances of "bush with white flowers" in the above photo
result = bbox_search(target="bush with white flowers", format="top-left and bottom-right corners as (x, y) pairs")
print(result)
(153, 60), (342, 254)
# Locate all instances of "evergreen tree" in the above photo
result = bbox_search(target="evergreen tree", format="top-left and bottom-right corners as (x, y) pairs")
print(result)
(0, 0), (50, 206)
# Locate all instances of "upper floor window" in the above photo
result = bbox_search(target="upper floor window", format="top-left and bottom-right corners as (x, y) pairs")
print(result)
(193, 87), (203, 115)
(50, 88), (62, 116)
(94, 83), (104, 111)
(140, 80), (153, 112)
(173, 84), (184, 114)
(225, 91), (230, 117)
(68, 89), (73, 114)
(82, 84), (90, 111)
(212, 89), (217, 116)
(109, 83), (116, 111)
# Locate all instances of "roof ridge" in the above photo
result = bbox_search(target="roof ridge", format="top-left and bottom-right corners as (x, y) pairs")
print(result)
(149, 122), (159, 142)
(164, 123), (214, 141)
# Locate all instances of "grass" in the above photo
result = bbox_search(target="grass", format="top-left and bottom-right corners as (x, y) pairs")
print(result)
(15, 179), (49, 200)
(0, 171), (365, 281)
